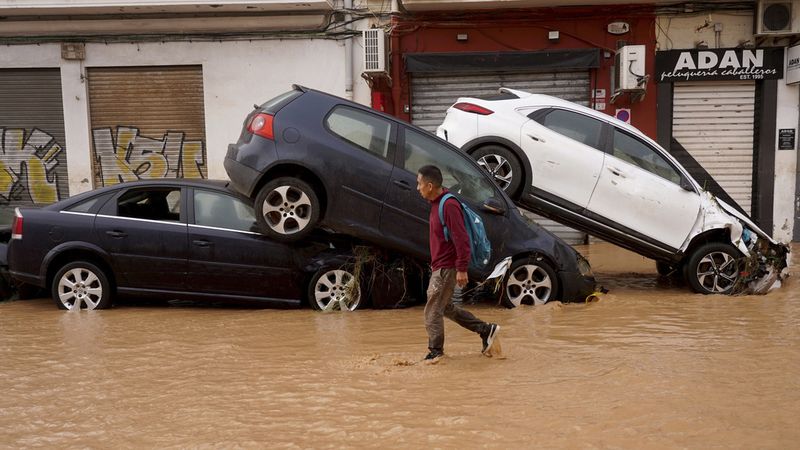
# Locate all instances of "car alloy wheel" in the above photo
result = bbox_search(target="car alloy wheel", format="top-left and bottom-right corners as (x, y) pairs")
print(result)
(255, 177), (320, 242)
(52, 261), (112, 310)
(471, 145), (523, 197)
(477, 153), (513, 191)
(685, 242), (741, 294)
(310, 268), (362, 311)
(503, 258), (558, 307)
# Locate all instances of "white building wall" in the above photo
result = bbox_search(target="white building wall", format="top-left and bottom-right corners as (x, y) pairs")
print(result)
(773, 77), (799, 242)
(0, 38), (370, 195)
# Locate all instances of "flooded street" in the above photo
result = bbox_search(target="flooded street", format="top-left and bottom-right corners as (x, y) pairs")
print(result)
(1, 243), (798, 448)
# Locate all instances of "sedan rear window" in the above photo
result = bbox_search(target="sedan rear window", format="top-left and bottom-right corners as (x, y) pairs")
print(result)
(66, 196), (102, 213)
(117, 189), (181, 222)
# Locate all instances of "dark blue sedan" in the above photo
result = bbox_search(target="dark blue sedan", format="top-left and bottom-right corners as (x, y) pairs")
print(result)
(7, 179), (378, 311)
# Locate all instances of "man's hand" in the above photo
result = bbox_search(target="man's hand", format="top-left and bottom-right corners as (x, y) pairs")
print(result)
(456, 271), (468, 288)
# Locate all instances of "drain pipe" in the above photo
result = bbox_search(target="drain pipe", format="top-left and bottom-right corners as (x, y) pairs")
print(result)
(344, 0), (354, 100)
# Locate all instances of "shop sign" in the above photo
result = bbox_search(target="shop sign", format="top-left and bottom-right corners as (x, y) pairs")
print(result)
(779, 129), (795, 150)
(786, 44), (800, 85)
(656, 48), (784, 82)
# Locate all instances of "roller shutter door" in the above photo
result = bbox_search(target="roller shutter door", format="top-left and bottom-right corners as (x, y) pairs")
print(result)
(88, 66), (208, 188)
(672, 81), (755, 214)
(410, 71), (591, 244)
(0, 68), (69, 205)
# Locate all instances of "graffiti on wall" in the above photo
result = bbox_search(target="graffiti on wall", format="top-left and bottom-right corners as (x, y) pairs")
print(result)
(0, 127), (65, 204)
(93, 126), (207, 187)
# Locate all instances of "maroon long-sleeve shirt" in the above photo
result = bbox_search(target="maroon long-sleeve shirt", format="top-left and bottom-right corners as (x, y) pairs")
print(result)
(429, 190), (471, 272)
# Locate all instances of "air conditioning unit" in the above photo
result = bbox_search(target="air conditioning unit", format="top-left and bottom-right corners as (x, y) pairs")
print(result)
(756, 0), (800, 35)
(362, 28), (387, 73)
(614, 45), (647, 91)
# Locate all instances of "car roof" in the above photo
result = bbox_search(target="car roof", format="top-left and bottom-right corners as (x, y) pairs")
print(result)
(42, 179), (237, 211)
(468, 88), (652, 141)
(295, 84), (443, 138)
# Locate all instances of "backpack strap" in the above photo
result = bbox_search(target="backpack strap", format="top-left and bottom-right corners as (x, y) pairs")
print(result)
(437, 193), (456, 242)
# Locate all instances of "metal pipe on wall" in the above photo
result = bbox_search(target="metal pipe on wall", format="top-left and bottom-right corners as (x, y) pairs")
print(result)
(344, 0), (353, 100)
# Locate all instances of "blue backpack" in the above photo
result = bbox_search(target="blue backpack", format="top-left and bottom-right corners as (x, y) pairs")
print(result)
(438, 193), (492, 270)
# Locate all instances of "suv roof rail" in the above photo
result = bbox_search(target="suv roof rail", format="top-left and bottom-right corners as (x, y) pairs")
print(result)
(292, 84), (310, 93)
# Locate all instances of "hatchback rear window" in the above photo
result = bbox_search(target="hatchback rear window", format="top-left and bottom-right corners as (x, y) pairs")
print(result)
(259, 89), (303, 115)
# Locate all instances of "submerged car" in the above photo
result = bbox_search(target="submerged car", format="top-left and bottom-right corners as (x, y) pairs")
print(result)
(436, 88), (789, 295)
(6, 179), (402, 311)
(224, 85), (596, 306)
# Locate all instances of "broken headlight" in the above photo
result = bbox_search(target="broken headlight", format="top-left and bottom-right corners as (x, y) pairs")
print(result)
(577, 255), (593, 277)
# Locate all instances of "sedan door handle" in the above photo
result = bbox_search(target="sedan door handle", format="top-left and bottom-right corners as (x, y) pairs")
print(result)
(393, 179), (412, 190)
(607, 167), (626, 178)
(527, 134), (546, 143)
(193, 239), (212, 248)
(105, 230), (127, 238)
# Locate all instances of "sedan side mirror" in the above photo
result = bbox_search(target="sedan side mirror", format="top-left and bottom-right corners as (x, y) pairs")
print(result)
(482, 198), (506, 215)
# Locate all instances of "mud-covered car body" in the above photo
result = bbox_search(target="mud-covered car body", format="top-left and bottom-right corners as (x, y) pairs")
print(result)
(6, 179), (398, 309)
(437, 88), (789, 294)
(224, 86), (596, 304)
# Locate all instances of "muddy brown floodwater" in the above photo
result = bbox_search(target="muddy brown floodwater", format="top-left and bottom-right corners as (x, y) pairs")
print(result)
(1, 243), (798, 448)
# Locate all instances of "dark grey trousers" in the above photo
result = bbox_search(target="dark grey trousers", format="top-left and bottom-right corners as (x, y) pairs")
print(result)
(424, 268), (488, 352)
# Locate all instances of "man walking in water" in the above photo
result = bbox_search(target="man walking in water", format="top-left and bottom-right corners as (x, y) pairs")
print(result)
(416, 165), (500, 362)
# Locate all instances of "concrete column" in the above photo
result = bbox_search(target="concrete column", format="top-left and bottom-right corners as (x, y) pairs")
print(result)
(773, 75), (799, 242)
(60, 61), (95, 195)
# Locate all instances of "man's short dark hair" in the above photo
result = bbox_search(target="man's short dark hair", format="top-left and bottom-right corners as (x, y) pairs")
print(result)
(418, 165), (443, 187)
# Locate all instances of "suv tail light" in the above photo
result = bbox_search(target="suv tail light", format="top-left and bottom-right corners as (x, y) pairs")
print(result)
(11, 208), (22, 240)
(453, 102), (494, 115)
(247, 113), (275, 140)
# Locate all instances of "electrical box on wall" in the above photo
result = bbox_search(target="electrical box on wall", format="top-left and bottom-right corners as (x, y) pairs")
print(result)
(756, 0), (800, 35)
(363, 29), (387, 73)
(615, 45), (647, 91)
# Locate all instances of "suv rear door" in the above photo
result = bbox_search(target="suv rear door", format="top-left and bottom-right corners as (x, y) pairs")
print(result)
(520, 108), (606, 209)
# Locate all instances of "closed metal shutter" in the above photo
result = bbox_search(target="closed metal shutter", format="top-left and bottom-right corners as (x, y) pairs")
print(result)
(672, 81), (755, 214)
(88, 66), (208, 188)
(0, 68), (69, 206)
(410, 71), (591, 244)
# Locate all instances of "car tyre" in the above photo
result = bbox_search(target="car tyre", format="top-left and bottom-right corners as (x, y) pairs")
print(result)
(51, 261), (112, 310)
(472, 145), (523, 197)
(502, 257), (559, 307)
(255, 177), (320, 242)
(685, 242), (741, 295)
(308, 266), (364, 311)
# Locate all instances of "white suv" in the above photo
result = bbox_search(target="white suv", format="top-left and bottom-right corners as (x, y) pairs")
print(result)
(437, 88), (789, 295)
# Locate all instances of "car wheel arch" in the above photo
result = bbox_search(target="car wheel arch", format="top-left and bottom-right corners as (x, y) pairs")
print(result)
(44, 246), (117, 296)
(463, 137), (532, 199)
(253, 163), (329, 220)
(680, 227), (733, 265)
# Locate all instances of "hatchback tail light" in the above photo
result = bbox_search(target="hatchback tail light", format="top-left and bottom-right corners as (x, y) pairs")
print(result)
(247, 113), (275, 140)
(11, 208), (22, 240)
(453, 102), (494, 115)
